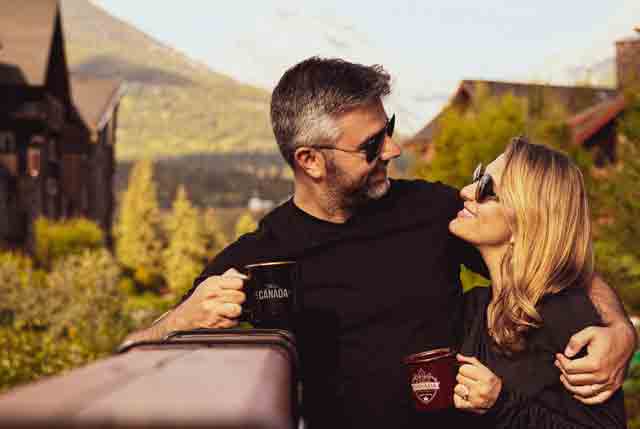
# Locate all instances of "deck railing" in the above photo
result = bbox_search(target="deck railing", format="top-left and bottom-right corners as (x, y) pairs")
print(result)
(0, 329), (299, 429)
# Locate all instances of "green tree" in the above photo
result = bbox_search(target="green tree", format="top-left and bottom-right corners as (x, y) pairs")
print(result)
(163, 186), (207, 296)
(34, 218), (104, 269)
(114, 160), (164, 288)
(413, 83), (527, 190)
(201, 208), (229, 261)
(620, 85), (640, 143)
(234, 212), (258, 240)
(603, 85), (640, 429)
(591, 88), (640, 312)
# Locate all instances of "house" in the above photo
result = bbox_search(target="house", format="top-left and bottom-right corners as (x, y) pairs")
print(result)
(0, 0), (125, 249)
(408, 28), (640, 166)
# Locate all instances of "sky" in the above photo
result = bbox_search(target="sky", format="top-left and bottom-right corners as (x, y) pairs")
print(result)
(93, 0), (639, 130)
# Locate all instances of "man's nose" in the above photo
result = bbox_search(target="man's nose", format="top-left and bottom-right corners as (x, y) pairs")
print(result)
(460, 182), (477, 202)
(380, 136), (401, 161)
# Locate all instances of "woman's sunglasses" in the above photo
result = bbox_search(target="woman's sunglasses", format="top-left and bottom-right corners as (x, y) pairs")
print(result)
(314, 114), (396, 163)
(472, 163), (498, 203)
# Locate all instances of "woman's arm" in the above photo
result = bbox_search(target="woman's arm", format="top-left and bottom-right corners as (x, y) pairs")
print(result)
(556, 273), (637, 404)
(488, 387), (625, 429)
(454, 355), (625, 429)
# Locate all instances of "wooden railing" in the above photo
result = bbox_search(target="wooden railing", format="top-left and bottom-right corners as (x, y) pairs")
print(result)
(0, 330), (299, 429)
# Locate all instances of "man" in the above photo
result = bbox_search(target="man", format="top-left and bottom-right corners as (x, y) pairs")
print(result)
(124, 57), (636, 428)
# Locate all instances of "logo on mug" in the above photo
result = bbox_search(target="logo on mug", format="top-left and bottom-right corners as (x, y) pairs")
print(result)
(255, 283), (290, 301)
(411, 368), (440, 404)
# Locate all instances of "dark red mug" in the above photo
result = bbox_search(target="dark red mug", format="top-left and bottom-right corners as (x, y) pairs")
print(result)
(403, 348), (457, 411)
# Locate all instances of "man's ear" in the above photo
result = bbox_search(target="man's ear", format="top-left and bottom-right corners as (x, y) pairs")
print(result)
(294, 147), (325, 179)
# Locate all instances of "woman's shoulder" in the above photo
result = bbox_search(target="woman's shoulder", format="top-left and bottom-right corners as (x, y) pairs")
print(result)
(463, 286), (491, 310)
(462, 286), (491, 329)
(536, 285), (602, 351)
(538, 286), (601, 324)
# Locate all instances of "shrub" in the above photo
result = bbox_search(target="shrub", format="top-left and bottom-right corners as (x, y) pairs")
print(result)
(33, 218), (104, 269)
(133, 266), (165, 293)
(124, 292), (173, 328)
(0, 249), (132, 392)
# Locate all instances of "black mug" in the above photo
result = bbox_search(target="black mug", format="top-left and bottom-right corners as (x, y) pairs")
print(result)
(241, 261), (299, 330)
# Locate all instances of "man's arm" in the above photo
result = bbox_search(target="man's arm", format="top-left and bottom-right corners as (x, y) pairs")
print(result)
(587, 273), (634, 327)
(120, 269), (247, 348)
(555, 273), (637, 404)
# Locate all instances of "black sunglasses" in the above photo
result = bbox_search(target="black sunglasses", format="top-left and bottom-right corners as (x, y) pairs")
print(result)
(472, 163), (498, 203)
(314, 114), (395, 163)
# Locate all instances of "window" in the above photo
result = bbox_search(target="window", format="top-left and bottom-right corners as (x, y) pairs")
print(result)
(48, 139), (57, 162)
(0, 131), (16, 153)
(0, 131), (18, 176)
(27, 148), (41, 177)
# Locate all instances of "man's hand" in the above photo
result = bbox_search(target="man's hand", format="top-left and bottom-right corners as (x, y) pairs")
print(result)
(555, 322), (636, 404)
(169, 268), (247, 332)
(119, 268), (247, 347)
(454, 354), (502, 414)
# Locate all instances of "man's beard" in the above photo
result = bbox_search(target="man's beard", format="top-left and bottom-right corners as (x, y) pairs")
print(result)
(325, 158), (390, 213)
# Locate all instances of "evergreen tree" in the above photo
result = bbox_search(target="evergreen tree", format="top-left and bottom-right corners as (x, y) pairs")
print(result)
(114, 160), (163, 287)
(201, 208), (228, 262)
(163, 186), (207, 296)
(234, 212), (258, 240)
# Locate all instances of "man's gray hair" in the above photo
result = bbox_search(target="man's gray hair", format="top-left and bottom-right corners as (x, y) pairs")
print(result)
(270, 57), (391, 167)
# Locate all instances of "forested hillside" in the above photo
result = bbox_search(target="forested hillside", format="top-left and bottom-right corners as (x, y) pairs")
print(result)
(62, 0), (277, 159)
(60, 0), (290, 206)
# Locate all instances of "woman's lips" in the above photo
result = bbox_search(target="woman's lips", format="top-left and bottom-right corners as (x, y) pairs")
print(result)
(457, 207), (476, 219)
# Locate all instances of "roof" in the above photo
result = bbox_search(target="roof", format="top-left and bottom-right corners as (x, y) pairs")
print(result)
(70, 75), (125, 132)
(567, 94), (626, 145)
(406, 108), (446, 146)
(412, 79), (619, 146)
(455, 80), (616, 112)
(0, 0), (59, 85)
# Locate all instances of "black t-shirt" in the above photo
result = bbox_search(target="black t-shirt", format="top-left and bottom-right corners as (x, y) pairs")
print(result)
(185, 179), (486, 428)
(459, 286), (626, 428)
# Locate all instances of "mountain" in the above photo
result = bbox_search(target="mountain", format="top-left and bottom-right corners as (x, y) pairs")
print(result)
(60, 0), (277, 160)
(57, 0), (295, 209)
(567, 58), (616, 87)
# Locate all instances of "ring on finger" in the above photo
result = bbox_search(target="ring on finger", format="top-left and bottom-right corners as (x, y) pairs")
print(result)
(461, 385), (470, 402)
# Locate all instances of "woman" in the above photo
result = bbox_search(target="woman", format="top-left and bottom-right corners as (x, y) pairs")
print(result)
(449, 136), (626, 428)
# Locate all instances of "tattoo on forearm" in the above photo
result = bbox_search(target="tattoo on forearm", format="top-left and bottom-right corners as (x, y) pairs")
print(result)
(588, 274), (628, 326)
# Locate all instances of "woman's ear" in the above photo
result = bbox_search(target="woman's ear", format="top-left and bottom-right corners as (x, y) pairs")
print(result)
(294, 147), (325, 179)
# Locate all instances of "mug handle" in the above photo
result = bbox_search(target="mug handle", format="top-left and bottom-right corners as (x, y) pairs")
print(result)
(238, 270), (253, 323)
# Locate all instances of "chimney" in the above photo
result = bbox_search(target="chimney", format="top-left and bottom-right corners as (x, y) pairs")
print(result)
(616, 26), (640, 90)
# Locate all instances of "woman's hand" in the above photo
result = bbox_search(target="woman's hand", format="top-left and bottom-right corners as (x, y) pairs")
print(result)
(454, 354), (502, 414)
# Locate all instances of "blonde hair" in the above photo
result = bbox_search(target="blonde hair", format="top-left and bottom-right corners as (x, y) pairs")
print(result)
(487, 137), (594, 355)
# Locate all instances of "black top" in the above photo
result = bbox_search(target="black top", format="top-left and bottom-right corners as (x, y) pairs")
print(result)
(459, 286), (626, 428)
(182, 179), (486, 429)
